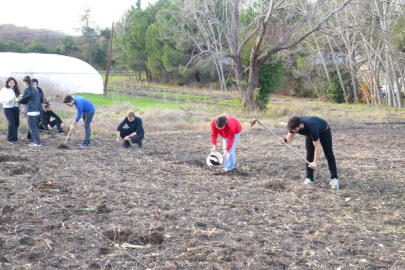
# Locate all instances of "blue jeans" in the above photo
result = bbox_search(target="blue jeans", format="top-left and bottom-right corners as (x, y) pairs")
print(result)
(28, 115), (42, 145)
(82, 113), (94, 142)
(223, 132), (241, 171)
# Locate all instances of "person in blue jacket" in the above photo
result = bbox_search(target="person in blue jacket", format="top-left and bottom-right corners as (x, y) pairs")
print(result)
(115, 111), (144, 148)
(63, 95), (95, 148)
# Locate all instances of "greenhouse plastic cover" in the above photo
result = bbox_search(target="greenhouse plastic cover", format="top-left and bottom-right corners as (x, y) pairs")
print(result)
(0, 53), (103, 94)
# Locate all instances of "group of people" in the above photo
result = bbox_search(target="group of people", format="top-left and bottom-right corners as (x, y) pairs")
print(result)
(1, 76), (145, 149)
(1, 76), (338, 189)
(210, 114), (339, 190)
(0, 76), (56, 147)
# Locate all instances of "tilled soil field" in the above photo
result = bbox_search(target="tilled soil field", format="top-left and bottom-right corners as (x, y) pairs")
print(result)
(0, 125), (404, 269)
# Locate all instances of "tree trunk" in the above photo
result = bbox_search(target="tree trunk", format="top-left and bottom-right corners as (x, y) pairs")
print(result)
(327, 37), (347, 103)
(245, 61), (261, 110)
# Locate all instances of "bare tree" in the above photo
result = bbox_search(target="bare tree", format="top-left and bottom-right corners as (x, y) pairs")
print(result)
(167, 0), (351, 110)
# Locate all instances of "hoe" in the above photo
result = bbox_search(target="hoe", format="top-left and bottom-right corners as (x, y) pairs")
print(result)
(250, 118), (310, 165)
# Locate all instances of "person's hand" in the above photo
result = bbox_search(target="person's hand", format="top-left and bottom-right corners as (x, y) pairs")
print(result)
(211, 145), (216, 152)
(278, 137), (287, 144)
(22, 112), (27, 118)
(222, 150), (229, 159)
(308, 162), (317, 169)
(70, 124), (75, 130)
(124, 136), (130, 141)
(48, 125), (52, 131)
(8, 99), (13, 103)
(116, 137), (120, 143)
(61, 123), (65, 129)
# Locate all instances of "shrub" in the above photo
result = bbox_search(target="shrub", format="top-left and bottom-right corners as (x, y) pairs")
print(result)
(254, 62), (284, 110)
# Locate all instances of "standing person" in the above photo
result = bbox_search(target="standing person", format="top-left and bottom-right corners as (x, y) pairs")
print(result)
(31, 79), (44, 103)
(63, 95), (95, 148)
(0, 77), (21, 144)
(26, 78), (44, 141)
(211, 114), (242, 172)
(278, 116), (339, 190)
(40, 103), (65, 134)
(18, 76), (42, 147)
(115, 111), (144, 148)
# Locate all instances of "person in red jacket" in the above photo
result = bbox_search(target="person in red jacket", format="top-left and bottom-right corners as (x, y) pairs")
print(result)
(211, 114), (242, 172)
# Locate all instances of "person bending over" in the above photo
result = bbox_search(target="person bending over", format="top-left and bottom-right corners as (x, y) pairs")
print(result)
(278, 116), (339, 190)
(211, 114), (242, 172)
(63, 95), (95, 148)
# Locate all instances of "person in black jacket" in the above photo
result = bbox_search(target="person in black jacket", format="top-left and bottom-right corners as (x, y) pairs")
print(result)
(18, 76), (42, 147)
(40, 103), (65, 134)
(26, 78), (44, 141)
(116, 111), (144, 148)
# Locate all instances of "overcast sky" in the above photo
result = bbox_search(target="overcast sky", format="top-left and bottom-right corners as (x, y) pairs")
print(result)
(1, 0), (157, 35)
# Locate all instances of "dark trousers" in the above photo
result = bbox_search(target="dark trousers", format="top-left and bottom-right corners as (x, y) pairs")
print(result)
(4, 107), (20, 142)
(305, 128), (338, 180)
(39, 119), (63, 132)
(120, 128), (144, 146)
(27, 115), (42, 145)
(83, 113), (94, 142)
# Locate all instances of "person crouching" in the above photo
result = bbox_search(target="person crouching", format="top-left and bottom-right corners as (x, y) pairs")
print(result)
(116, 111), (144, 148)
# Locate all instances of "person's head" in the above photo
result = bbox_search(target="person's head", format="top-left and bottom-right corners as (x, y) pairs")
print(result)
(32, 78), (39, 87)
(127, 111), (136, 122)
(63, 95), (75, 107)
(287, 116), (303, 133)
(42, 102), (51, 112)
(215, 114), (228, 130)
(5, 77), (20, 97)
(22, 76), (32, 88)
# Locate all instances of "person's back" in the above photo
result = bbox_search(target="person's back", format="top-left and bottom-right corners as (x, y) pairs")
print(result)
(73, 96), (95, 114)
(20, 86), (41, 114)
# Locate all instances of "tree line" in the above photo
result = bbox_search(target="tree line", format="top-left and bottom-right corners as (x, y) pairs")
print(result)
(2, 0), (405, 110)
(112, 0), (405, 110)
(0, 19), (111, 70)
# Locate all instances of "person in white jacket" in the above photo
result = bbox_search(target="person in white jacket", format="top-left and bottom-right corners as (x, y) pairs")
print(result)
(0, 77), (21, 144)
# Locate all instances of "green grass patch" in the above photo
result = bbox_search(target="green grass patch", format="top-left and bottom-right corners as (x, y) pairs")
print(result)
(79, 92), (181, 110)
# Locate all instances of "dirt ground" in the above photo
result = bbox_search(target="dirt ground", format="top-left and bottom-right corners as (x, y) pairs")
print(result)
(0, 124), (404, 269)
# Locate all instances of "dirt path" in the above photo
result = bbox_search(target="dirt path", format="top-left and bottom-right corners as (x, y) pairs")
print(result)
(0, 125), (404, 269)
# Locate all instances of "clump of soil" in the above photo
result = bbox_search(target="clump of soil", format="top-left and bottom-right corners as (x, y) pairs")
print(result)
(264, 181), (286, 191)
(96, 202), (111, 213)
(57, 144), (69, 149)
(102, 229), (164, 245)
(10, 165), (38, 175)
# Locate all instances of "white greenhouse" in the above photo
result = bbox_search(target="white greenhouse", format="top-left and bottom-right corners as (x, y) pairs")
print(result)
(0, 53), (103, 94)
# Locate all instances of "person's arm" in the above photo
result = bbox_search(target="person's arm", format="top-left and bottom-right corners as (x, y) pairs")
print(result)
(134, 118), (143, 135)
(70, 101), (82, 129)
(210, 120), (218, 152)
(18, 89), (30, 104)
(278, 132), (296, 144)
(0, 89), (12, 104)
(116, 118), (127, 142)
(50, 111), (63, 123)
(309, 139), (321, 169)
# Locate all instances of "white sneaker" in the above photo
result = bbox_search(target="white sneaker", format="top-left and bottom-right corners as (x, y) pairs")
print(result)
(28, 143), (42, 147)
(303, 178), (313, 185)
(330, 178), (339, 190)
